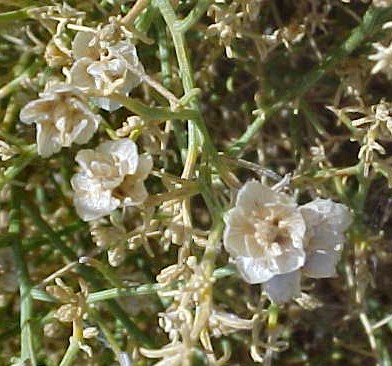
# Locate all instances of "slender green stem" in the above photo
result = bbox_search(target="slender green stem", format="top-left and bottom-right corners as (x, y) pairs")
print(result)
(155, 16), (187, 158)
(0, 146), (37, 190)
(0, 8), (32, 23)
(31, 288), (57, 303)
(9, 187), (37, 365)
(59, 322), (83, 366)
(31, 264), (238, 305)
(87, 283), (164, 303)
(3, 96), (19, 133)
(86, 265), (238, 304)
(22, 200), (154, 347)
(156, 0), (236, 187)
(109, 93), (198, 121)
(228, 6), (392, 156)
(156, 0), (199, 179)
(89, 308), (122, 356)
(58, 339), (80, 366)
(79, 257), (124, 288)
(174, 0), (213, 33)
(0, 60), (42, 99)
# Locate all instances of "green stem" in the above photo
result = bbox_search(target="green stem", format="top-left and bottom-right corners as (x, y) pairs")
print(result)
(22, 200), (154, 347)
(0, 60), (42, 99)
(0, 8), (32, 23)
(156, 0), (235, 187)
(59, 322), (83, 366)
(58, 339), (80, 366)
(89, 308), (122, 356)
(228, 6), (392, 156)
(174, 0), (213, 33)
(156, 0), (199, 180)
(87, 283), (164, 303)
(0, 146), (37, 190)
(155, 16), (187, 159)
(86, 265), (237, 303)
(9, 187), (37, 365)
(110, 93), (198, 121)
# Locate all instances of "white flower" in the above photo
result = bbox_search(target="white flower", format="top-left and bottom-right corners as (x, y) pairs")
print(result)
(20, 83), (101, 158)
(223, 181), (352, 304)
(69, 21), (144, 111)
(369, 42), (392, 80)
(71, 138), (152, 221)
(299, 198), (352, 278)
(223, 181), (306, 284)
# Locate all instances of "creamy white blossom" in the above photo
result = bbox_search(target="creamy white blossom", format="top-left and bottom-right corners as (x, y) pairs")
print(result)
(223, 181), (352, 304)
(223, 181), (307, 284)
(20, 83), (101, 157)
(71, 138), (152, 221)
(69, 20), (144, 111)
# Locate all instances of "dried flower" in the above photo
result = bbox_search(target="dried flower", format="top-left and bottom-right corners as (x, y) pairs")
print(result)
(46, 278), (88, 323)
(331, 101), (392, 176)
(20, 83), (101, 157)
(69, 19), (145, 111)
(71, 138), (152, 221)
(44, 40), (72, 67)
(208, 309), (254, 337)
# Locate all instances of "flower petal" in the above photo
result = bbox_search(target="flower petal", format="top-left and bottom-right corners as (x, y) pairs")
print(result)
(72, 31), (99, 60)
(303, 250), (340, 278)
(236, 180), (295, 212)
(263, 270), (301, 304)
(73, 188), (120, 221)
(97, 138), (139, 175)
(235, 256), (277, 284)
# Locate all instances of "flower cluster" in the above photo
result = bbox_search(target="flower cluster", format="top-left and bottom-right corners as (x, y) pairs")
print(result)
(19, 16), (146, 158)
(223, 181), (352, 304)
(71, 138), (152, 221)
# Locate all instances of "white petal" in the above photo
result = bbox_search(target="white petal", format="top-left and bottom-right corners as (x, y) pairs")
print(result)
(36, 124), (61, 158)
(236, 180), (295, 212)
(235, 256), (277, 284)
(300, 198), (352, 232)
(303, 250), (340, 278)
(73, 189), (120, 221)
(223, 208), (252, 257)
(87, 58), (126, 78)
(274, 247), (306, 274)
(75, 149), (100, 171)
(71, 173), (100, 192)
(97, 139), (139, 175)
(93, 96), (122, 112)
(72, 31), (99, 60)
(20, 99), (53, 125)
(69, 57), (97, 90)
(263, 270), (301, 304)
(121, 180), (149, 206)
